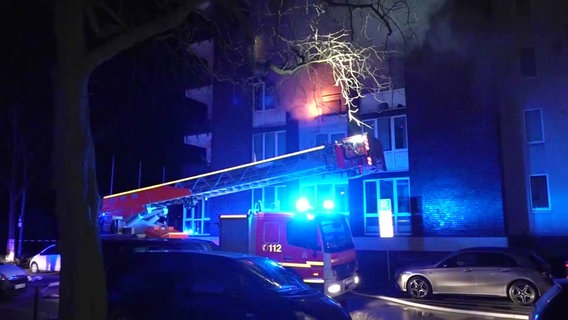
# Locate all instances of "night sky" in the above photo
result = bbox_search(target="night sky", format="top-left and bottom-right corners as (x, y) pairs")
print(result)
(0, 1), (208, 248)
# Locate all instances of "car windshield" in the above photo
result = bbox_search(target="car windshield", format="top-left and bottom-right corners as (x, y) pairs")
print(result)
(318, 216), (355, 253)
(240, 257), (311, 294)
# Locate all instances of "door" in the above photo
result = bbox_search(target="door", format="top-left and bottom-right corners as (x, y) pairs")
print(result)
(434, 253), (477, 294)
(261, 221), (283, 262)
(40, 245), (61, 272)
(473, 252), (517, 296)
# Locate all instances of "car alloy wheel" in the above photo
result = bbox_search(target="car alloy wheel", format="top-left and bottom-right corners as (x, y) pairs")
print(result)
(508, 280), (538, 306)
(407, 276), (431, 299)
(30, 262), (39, 274)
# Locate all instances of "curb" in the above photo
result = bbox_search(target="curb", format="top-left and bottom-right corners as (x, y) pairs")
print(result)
(352, 291), (529, 320)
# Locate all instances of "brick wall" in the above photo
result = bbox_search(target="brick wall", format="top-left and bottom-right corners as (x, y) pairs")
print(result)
(405, 48), (505, 237)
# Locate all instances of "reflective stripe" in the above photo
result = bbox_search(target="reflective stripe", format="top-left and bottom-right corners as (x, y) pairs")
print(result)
(304, 278), (325, 284)
(281, 261), (324, 268)
(220, 214), (248, 219)
(281, 262), (311, 268)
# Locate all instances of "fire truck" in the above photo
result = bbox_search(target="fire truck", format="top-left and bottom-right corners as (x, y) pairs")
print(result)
(219, 209), (360, 297)
(98, 133), (385, 297)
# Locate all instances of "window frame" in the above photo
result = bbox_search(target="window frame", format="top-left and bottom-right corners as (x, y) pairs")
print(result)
(363, 177), (411, 236)
(363, 115), (408, 152)
(299, 182), (349, 214)
(529, 174), (551, 212)
(523, 108), (545, 144)
(252, 185), (286, 211)
(252, 130), (286, 161)
(253, 80), (276, 112)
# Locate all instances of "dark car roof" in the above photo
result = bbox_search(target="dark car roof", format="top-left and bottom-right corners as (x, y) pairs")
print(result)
(141, 249), (261, 261)
(100, 235), (218, 248)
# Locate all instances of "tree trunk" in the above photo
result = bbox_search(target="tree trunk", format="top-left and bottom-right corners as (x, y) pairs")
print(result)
(53, 1), (107, 319)
(53, 63), (107, 320)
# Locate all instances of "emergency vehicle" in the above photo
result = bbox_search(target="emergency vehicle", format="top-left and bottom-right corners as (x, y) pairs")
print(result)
(98, 133), (385, 296)
(219, 208), (360, 297)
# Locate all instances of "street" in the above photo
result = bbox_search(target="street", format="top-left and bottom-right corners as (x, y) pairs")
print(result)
(0, 272), (532, 320)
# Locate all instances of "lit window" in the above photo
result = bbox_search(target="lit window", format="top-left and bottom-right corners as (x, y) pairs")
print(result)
(363, 178), (411, 235)
(530, 175), (550, 211)
(299, 183), (349, 213)
(524, 109), (544, 143)
(320, 92), (347, 115)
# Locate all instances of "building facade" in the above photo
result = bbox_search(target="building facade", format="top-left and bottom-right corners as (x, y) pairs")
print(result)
(181, 0), (568, 262)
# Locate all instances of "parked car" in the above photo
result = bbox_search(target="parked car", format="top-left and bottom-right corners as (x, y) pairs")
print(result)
(107, 250), (352, 320)
(28, 236), (217, 274)
(29, 244), (61, 273)
(31, 236), (219, 318)
(530, 278), (568, 320)
(0, 261), (29, 297)
(395, 246), (554, 306)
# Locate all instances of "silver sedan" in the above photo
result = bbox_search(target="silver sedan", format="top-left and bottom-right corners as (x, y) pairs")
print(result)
(395, 247), (554, 306)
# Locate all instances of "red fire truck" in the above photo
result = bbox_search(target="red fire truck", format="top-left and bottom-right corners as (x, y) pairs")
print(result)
(98, 133), (385, 296)
(219, 209), (360, 297)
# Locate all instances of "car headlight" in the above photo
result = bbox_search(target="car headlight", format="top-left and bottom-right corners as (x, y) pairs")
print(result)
(294, 311), (317, 320)
(327, 283), (341, 295)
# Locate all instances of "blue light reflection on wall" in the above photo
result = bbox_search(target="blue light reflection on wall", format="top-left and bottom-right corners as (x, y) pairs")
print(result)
(419, 175), (505, 237)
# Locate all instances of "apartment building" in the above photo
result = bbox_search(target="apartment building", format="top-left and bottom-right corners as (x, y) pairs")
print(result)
(181, 0), (568, 259)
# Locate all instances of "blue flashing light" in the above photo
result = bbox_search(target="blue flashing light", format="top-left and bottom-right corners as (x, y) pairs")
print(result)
(295, 197), (312, 213)
(306, 213), (315, 220)
(323, 200), (335, 210)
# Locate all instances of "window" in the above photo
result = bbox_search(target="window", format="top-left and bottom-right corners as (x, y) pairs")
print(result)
(253, 131), (286, 160)
(394, 116), (408, 149)
(253, 81), (276, 111)
(315, 132), (345, 146)
(300, 183), (349, 213)
(524, 109), (544, 143)
(520, 47), (537, 77)
(42, 245), (59, 255)
(183, 199), (211, 235)
(263, 222), (280, 243)
(363, 178), (411, 235)
(320, 92), (347, 115)
(530, 174), (551, 211)
(477, 253), (517, 268)
(441, 253), (477, 268)
(286, 220), (319, 249)
(363, 116), (407, 152)
(252, 185), (286, 211)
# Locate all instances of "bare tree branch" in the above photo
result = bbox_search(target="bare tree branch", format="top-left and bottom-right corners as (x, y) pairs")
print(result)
(83, 0), (207, 73)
